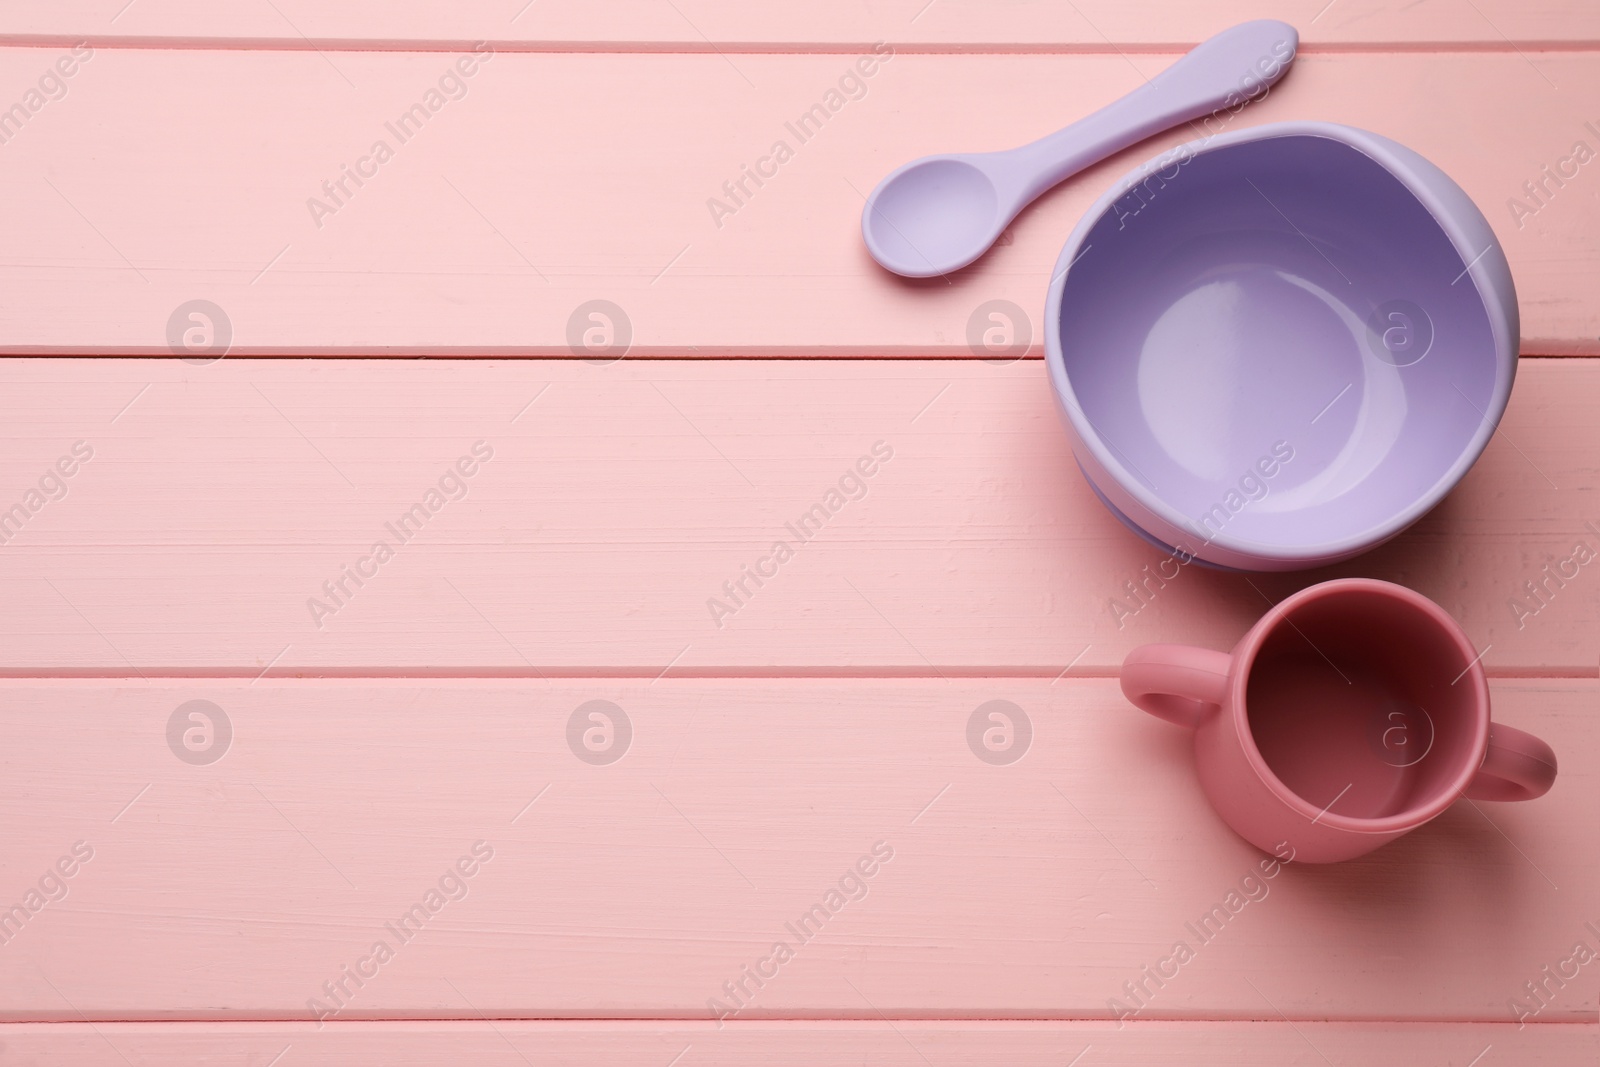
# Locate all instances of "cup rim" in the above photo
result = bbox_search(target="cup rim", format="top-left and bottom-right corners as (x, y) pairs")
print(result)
(1227, 578), (1490, 834)
(1043, 120), (1518, 566)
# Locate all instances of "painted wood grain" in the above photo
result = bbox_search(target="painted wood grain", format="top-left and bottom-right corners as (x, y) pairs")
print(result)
(0, 49), (1593, 355)
(0, 678), (1591, 1022)
(0, 358), (1592, 675)
(0, 8), (1594, 1052)
(0, 1020), (1588, 1067)
(0, 0), (1597, 50)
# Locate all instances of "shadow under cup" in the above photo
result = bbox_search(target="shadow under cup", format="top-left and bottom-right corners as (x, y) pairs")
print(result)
(1243, 586), (1481, 824)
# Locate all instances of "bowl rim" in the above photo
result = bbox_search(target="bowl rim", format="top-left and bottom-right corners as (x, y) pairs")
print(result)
(1043, 120), (1519, 565)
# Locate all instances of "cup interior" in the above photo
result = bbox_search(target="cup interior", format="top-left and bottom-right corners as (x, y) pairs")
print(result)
(1243, 585), (1482, 822)
(1056, 132), (1499, 558)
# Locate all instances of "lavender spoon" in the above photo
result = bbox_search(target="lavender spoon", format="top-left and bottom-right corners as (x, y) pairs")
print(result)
(861, 19), (1299, 278)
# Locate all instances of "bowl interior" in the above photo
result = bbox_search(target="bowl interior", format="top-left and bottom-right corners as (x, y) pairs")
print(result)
(1056, 133), (1499, 554)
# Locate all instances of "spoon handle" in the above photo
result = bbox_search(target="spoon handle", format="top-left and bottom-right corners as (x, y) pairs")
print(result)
(1006, 20), (1298, 205)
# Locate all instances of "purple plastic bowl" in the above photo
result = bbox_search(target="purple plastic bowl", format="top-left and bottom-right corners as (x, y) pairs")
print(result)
(1045, 121), (1518, 571)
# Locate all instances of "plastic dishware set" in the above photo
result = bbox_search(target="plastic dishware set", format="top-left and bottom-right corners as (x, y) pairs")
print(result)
(861, 20), (1556, 862)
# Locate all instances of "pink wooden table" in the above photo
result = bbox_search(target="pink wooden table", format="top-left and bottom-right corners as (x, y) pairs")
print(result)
(0, 3), (1596, 1063)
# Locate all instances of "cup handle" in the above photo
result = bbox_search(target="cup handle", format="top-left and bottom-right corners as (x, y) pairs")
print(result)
(1464, 723), (1558, 802)
(1121, 645), (1232, 729)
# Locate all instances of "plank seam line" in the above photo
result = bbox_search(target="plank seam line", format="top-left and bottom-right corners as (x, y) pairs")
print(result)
(0, 356), (1587, 364)
(1, 38), (1600, 56)
(0, 669), (1587, 682)
(0, 1016), (1593, 1026)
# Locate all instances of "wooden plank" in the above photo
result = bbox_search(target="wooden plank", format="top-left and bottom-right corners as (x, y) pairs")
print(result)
(0, 1), (1597, 50)
(0, 1020), (1588, 1066)
(0, 678), (1592, 1021)
(0, 358), (1593, 675)
(0, 50), (1594, 355)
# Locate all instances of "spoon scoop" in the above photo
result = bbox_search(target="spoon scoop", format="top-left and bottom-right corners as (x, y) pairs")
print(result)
(861, 20), (1299, 278)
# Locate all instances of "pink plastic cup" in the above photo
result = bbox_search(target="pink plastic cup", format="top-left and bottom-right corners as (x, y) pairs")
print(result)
(1121, 579), (1556, 862)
